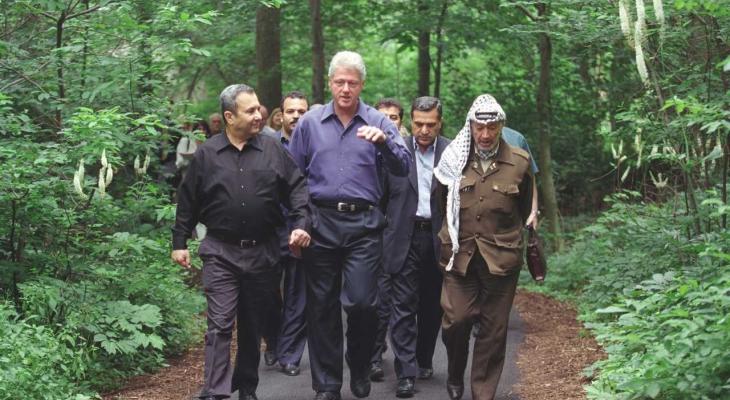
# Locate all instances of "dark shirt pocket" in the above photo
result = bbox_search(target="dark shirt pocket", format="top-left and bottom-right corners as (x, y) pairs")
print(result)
(458, 176), (478, 208)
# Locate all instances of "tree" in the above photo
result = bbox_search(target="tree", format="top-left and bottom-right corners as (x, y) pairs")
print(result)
(255, 4), (282, 111)
(309, 0), (325, 104)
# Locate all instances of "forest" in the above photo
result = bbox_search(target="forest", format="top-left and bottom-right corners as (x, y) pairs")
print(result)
(0, 0), (728, 399)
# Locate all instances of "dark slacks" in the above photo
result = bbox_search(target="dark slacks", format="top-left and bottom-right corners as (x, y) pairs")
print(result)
(441, 253), (519, 400)
(277, 255), (308, 365)
(371, 270), (391, 366)
(198, 236), (280, 398)
(304, 206), (384, 393)
(416, 230), (443, 370)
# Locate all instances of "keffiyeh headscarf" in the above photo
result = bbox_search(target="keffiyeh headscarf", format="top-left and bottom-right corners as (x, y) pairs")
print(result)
(434, 94), (506, 271)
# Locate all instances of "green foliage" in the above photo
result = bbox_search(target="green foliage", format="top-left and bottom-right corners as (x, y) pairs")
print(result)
(0, 302), (96, 400)
(528, 191), (730, 399)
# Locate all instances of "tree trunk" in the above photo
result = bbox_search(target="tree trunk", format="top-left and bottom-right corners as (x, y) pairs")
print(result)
(417, 1), (430, 96)
(55, 12), (66, 128)
(309, 0), (325, 104)
(433, 0), (448, 98)
(535, 3), (563, 251)
(256, 5), (282, 112)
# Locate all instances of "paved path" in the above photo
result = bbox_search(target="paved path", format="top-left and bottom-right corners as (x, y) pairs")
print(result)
(231, 309), (523, 400)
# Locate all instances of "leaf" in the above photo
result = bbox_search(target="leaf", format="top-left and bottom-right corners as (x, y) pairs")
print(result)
(646, 382), (661, 398)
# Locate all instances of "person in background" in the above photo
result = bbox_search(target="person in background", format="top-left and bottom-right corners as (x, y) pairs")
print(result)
(375, 98), (409, 138)
(288, 50), (411, 400)
(261, 91), (310, 377)
(434, 94), (533, 400)
(371, 96), (451, 398)
(502, 127), (539, 228)
(176, 119), (210, 175)
(267, 106), (283, 133)
(209, 113), (223, 135)
(171, 83), (311, 400)
(259, 106), (275, 136)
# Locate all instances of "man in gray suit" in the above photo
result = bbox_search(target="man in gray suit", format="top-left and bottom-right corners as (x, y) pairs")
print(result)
(374, 96), (451, 398)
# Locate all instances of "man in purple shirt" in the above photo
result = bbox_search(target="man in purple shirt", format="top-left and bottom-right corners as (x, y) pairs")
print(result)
(289, 51), (411, 400)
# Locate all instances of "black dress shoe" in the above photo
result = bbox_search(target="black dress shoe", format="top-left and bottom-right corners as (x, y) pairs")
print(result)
(368, 361), (384, 382)
(314, 392), (341, 400)
(280, 362), (300, 376)
(396, 377), (415, 398)
(240, 394), (258, 400)
(417, 367), (433, 380)
(350, 374), (371, 398)
(446, 382), (464, 400)
(264, 350), (277, 366)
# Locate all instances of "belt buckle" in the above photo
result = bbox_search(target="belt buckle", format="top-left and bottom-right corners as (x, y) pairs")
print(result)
(337, 202), (355, 212)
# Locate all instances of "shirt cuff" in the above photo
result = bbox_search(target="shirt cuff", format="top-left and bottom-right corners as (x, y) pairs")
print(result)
(172, 235), (188, 250)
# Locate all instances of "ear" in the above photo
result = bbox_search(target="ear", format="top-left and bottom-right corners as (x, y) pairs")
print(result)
(224, 110), (234, 124)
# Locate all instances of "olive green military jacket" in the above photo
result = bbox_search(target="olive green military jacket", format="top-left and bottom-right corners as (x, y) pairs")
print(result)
(438, 138), (533, 276)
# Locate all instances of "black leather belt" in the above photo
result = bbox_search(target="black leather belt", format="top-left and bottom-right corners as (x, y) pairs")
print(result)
(208, 233), (259, 247)
(414, 219), (432, 231)
(313, 199), (374, 212)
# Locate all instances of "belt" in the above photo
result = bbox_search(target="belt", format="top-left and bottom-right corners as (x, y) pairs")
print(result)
(208, 233), (259, 247)
(313, 199), (374, 212)
(414, 219), (432, 231)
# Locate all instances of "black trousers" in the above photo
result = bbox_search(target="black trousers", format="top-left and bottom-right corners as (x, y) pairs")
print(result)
(303, 206), (384, 393)
(277, 255), (308, 366)
(198, 236), (280, 398)
(416, 230), (443, 370)
(373, 227), (442, 378)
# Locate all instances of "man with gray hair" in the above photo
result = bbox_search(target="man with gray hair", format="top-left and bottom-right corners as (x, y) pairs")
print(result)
(289, 51), (411, 400)
(172, 84), (311, 400)
(434, 94), (533, 400)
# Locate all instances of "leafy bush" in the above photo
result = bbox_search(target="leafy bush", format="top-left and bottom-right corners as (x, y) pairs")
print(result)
(0, 302), (95, 400)
(526, 192), (730, 399)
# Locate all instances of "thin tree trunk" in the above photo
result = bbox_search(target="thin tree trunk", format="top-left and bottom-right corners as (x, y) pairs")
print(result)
(434, 0), (448, 98)
(80, 0), (89, 90)
(309, 0), (325, 104)
(417, 1), (430, 96)
(55, 12), (66, 128)
(535, 3), (563, 251)
(256, 5), (282, 112)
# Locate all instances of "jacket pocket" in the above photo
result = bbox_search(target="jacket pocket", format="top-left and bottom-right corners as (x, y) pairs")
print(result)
(458, 176), (478, 208)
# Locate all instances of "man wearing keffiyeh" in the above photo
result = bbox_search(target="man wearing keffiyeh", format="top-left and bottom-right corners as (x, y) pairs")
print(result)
(434, 94), (533, 400)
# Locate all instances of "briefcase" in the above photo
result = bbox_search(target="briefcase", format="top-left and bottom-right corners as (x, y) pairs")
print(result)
(525, 225), (547, 282)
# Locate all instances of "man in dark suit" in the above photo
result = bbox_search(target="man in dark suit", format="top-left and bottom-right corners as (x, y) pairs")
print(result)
(375, 96), (451, 398)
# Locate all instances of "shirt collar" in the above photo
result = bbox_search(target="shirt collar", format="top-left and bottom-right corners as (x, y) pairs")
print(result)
(412, 136), (438, 154)
(320, 99), (366, 123)
(214, 131), (264, 152)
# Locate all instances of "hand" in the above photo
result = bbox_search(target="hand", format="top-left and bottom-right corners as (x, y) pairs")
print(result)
(356, 126), (387, 144)
(171, 249), (193, 271)
(289, 228), (311, 258)
(526, 210), (539, 229)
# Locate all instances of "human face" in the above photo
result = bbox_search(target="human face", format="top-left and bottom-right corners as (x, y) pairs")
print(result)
(470, 120), (503, 151)
(224, 92), (262, 137)
(282, 98), (308, 136)
(209, 115), (222, 133)
(329, 67), (363, 112)
(411, 109), (441, 151)
(378, 106), (402, 130)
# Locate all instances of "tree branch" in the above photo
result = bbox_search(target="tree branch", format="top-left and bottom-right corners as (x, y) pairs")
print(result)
(66, 3), (107, 20)
(516, 4), (538, 22)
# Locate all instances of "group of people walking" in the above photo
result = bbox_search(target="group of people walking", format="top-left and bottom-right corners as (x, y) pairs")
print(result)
(171, 50), (537, 400)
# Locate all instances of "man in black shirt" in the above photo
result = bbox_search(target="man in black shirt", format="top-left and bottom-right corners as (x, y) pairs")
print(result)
(171, 83), (311, 400)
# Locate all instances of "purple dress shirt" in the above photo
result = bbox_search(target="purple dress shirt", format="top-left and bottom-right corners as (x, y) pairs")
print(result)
(289, 100), (411, 204)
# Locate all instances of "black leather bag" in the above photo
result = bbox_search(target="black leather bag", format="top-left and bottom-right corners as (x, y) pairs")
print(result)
(525, 225), (547, 282)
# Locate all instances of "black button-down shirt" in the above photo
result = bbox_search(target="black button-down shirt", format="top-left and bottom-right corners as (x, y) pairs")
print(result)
(172, 132), (310, 250)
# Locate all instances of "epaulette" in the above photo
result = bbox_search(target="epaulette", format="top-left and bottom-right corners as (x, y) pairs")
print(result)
(511, 146), (530, 161)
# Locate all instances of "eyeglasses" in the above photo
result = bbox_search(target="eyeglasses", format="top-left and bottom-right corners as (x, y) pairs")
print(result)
(331, 79), (361, 88)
